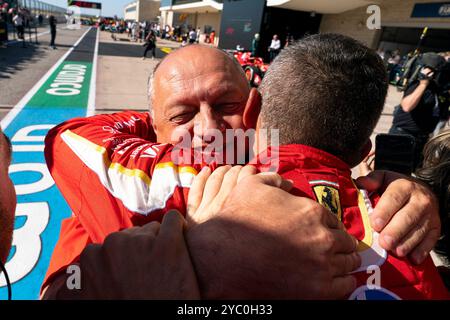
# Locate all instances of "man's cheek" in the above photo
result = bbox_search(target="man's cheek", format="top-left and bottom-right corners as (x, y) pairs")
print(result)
(170, 126), (194, 146)
(7, 180), (17, 216)
(225, 115), (245, 130)
(1, 179), (17, 221)
(0, 185), (15, 264)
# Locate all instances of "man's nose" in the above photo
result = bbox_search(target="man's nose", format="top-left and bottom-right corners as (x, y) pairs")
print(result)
(194, 105), (226, 143)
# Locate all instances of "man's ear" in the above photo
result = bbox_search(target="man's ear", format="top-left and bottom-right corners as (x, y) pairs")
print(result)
(243, 88), (262, 129)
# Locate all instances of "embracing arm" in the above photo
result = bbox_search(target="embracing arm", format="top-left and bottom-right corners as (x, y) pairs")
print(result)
(44, 111), (163, 219)
(185, 167), (360, 299)
(42, 111), (180, 295)
(356, 170), (441, 264)
(42, 211), (200, 300)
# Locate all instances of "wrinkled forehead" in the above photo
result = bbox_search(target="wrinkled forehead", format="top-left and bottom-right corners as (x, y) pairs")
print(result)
(151, 47), (250, 111)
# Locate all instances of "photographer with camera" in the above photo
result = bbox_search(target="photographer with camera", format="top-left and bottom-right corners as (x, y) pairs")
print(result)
(389, 53), (447, 169)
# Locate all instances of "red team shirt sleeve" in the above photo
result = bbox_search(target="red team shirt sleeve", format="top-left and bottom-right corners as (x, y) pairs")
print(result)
(42, 111), (196, 292)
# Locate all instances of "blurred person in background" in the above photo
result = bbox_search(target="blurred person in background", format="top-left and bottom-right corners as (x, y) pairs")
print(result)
(389, 53), (447, 169)
(251, 33), (260, 56)
(143, 30), (156, 60)
(12, 10), (23, 39)
(49, 15), (57, 49)
(188, 28), (196, 44)
(0, 8), (7, 47)
(268, 34), (281, 62)
(196, 27), (200, 44)
(209, 30), (215, 45)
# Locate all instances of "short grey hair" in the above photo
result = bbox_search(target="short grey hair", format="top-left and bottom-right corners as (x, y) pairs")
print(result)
(147, 59), (165, 114)
(147, 71), (155, 114)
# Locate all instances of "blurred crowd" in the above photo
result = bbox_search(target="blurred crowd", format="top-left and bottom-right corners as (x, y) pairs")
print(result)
(0, 0), (57, 47)
(100, 17), (217, 47)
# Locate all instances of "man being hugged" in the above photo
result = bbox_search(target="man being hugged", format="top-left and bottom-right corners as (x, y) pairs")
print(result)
(42, 42), (445, 299)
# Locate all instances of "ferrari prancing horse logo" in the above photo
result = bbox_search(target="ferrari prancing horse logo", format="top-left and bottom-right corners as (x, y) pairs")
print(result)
(312, 185), (342, 221)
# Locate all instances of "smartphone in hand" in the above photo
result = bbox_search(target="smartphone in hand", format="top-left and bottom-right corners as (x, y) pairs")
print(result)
(375, 134), (416, 176)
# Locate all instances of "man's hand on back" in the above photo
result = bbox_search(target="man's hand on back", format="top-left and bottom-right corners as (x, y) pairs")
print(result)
(187, 165), (292, 225)
(186, 166), (361, 299)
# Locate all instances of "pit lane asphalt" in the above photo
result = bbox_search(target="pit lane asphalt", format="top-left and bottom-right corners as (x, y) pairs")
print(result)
(0, 26), (88, 120)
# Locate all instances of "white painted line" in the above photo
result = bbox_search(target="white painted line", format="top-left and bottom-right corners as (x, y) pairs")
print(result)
(87, 27), (99, 117)
(6, 31), (50, 45)
(1, 27), (92, 131)
(12, 145), (45, 152)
